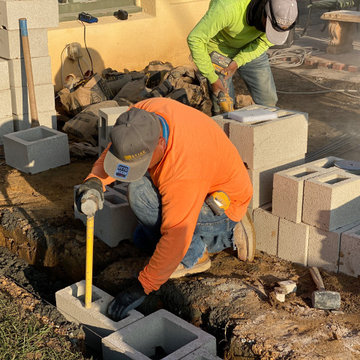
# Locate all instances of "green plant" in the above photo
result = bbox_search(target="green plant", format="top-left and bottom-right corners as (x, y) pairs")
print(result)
(0, 296), (88, 360)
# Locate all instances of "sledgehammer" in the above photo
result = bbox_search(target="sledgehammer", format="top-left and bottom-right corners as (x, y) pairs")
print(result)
(309, 267), (341, 310)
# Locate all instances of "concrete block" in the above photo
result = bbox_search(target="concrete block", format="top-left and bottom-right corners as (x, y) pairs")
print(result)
(272, 164), (331, 223)
(0, 89), (12, 117)
(0, 28), (49, 59)
(74, 185), (137, 247)
(13, 110), (57, 131)
(0, 0), (59, 30)
(302, 170), (360, 231)
(211, 114), (229, 134)
(0, 59), (10, 90)
(102, 309), (216, 360)
(56, 280), (144, 352)
(0, 116), (14, 145)
(339, 224), (360, 277)
(278, 218), (309, 265)
(8, 56), (52, 87)
(307, 221), (360, 272)
(11, 83), (55, 115)
(253, 204), (279, 256)
(3, 126), (70, 174)
(277, 280), (297, 294)
(182, 348), (222, 360)
(98, 106), (128, 155)
(248, 155), (305, 212)
(228, 105), (308, 169)
(305, 156), (343, 170)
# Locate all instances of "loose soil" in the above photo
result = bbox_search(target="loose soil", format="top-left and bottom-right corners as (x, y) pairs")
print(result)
(0, 66), (360, 359)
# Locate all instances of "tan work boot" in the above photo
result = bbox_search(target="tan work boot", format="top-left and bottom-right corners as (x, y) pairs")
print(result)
(170, 251), (211, 279)
(233, 210), (256, 262)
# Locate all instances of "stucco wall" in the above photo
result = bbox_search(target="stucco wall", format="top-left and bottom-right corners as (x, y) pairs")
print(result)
(48, 0), (208, 91)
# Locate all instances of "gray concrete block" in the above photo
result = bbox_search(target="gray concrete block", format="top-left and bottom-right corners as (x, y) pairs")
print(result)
(0, 59), (10, 90)
(55, 280), (144, 352)
(0, 28), (49, 59)
(11, 83), (55, 115)
(211, 114), (229, 133)
(339, 224), (360, 277)
(228, 105), (308, 170)
(278, 218), (309, 265)
(74, 185), (137, 247)
(0, 0), (59, 30)
(3, 126), (70, 174)
(302, 170), (360, 231)
(0, 89), (12, 117)
(13, 110), (57, 130)
(305, 156), (343, 170)
(253, 204), (279, 256)
(182, 348), (222, 360)
(307, 221), (360, 272)
(102, 309), (216, 360)
(0, 116), (14, 145)
(272, 165), (331, 223)
(248, 155), (305, 212)
(8, 56), (52, 87)
(98, 106), (129, 156)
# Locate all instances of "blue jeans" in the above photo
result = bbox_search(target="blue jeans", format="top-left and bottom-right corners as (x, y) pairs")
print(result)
(211, 51), (278, 114)
(128, 176), (238, 268)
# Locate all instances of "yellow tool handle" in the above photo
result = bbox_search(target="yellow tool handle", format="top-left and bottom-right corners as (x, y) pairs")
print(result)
(85, 216), (94, 308)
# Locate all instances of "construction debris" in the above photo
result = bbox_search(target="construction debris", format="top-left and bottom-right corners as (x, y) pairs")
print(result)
(277, 280), (297, 295)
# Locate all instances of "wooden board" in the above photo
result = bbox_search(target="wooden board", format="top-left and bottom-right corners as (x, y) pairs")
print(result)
(321, 10), (360, 22)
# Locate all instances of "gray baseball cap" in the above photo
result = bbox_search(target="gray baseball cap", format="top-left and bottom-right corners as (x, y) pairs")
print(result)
(265, 0), (298, 45)
(103, 107), (161, 182)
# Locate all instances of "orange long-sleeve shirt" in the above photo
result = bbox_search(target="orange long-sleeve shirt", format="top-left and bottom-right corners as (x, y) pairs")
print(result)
(86, 98), (252, 294)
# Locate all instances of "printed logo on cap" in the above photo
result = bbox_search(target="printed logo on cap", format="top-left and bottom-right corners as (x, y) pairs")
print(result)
(114, 164), (130, 179)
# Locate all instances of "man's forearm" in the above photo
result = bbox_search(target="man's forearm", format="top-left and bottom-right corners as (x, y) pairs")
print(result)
(84, 143), (116, 191)
(187, 33), (218, 84)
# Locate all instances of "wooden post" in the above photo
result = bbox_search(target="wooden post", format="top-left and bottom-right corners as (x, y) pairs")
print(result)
(19, 18), (40, 128)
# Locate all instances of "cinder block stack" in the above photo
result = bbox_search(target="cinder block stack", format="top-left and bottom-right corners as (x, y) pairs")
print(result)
(213, 105), (308, 213)
(0, 58), (13, 143)
(256, 156), (360, 274)
(0, 0), (58, 133)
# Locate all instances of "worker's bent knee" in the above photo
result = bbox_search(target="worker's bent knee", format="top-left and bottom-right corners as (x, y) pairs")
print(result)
(128, 176), (161, 213)
(258, 93), (278, 107)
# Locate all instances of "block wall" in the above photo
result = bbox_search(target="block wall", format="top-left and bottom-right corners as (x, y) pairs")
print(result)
(0, 0), (58, 139)
(265, 156), (360, 274)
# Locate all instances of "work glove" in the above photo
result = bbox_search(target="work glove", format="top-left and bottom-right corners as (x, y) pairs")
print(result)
(75, 177), (104, 217)
(107, 280), (147, 321)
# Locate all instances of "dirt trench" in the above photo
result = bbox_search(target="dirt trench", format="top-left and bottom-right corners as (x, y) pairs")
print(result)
(1, 155), (360, 359)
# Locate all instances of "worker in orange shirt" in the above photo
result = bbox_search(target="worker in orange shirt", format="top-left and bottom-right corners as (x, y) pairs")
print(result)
(75, 98), (254, 321)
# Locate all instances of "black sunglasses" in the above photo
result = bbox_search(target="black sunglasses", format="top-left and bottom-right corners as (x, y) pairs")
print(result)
(268, 0), (296, 32)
